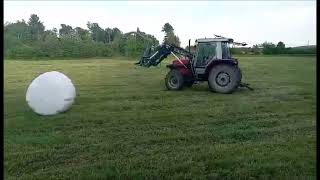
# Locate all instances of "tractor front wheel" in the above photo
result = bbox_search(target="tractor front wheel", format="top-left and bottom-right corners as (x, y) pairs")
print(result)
(208, 64), (241, 94)
(165, 69), (184, 90)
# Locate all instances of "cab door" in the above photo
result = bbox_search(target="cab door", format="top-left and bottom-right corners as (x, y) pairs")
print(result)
(194, 42), (221, 67)
(194, 42), (219, 75)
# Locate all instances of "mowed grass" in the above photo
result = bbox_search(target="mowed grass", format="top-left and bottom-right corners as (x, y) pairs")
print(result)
(4, 56), (316, 179)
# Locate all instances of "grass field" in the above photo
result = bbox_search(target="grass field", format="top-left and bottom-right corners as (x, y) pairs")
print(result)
(4, 56), (316, 179)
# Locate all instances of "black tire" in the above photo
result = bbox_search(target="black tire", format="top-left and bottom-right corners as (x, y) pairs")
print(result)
(165, 69), (184, 90)
(208, 64), (241, 94)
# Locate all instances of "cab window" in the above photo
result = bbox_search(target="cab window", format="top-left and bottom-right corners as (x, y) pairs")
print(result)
(195, 42), (217, 67)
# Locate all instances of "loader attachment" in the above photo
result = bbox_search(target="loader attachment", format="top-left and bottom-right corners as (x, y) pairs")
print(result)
(135, 43), (193, 67)
(135, 44), (172, 67)
(135, 46), (152, 66)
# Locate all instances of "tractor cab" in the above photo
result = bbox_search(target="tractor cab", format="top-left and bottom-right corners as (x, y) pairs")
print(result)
(193, 37), (233, 68)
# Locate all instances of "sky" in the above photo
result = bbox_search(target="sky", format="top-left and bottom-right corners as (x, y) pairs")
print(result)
(4, 1), (317, 47)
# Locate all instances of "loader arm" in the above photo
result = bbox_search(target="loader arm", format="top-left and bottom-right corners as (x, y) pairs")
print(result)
(135, 43), (193, 67)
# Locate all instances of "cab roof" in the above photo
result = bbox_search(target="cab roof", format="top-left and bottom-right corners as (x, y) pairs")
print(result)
(195, 38), (234, 43)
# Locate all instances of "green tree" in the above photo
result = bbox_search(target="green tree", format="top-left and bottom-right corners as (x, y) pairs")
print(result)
(261, 42), (277, 54)
(111, 28), (122, 39)
(276, 41), (286, 54)
(161, 23), (180, 46)
(166, 33), (181, 47)
(4, 20), (30, 41)
(87, 22), (106, 43)
(162, 23), (174, 34)
(59, 24), (75, 38)
(252, 44), (261, 54)
(27, 14), (45, 41)
(124, 36), (144, 57)
(74, 27), (90, 40)
(105, 28), (113, 43)
(39, 30), (62, 57)
(4, 20), (30, 55)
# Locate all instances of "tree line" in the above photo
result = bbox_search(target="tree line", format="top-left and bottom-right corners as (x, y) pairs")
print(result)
(4, 14), (315, 59)
(4, 14), (181, 59)
(230, 41), (316, 55)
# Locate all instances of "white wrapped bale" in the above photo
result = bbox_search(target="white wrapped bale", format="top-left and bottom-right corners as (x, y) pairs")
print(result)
(26, 71), (76, 115)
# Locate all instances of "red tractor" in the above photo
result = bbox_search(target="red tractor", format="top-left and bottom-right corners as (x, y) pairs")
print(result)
(135, 35), (252, 94)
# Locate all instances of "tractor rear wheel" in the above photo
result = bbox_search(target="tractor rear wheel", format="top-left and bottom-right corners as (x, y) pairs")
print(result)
(208, 64), (241, 94)
(165, 69), (184, 90)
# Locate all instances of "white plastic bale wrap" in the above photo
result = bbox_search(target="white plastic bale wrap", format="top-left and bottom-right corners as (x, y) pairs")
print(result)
(26, 71), (76, 115)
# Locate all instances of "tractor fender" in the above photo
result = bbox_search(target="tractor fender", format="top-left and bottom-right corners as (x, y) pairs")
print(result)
(166, 64), (186, 69)
(204, 59), (239, 76)
(166, 64), (192, 76)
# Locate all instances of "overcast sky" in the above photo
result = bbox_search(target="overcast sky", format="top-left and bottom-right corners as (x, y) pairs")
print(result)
(4, 1), (316, 47)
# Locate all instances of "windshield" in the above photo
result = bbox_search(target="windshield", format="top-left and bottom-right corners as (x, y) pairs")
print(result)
(221, 42), (231, 59)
